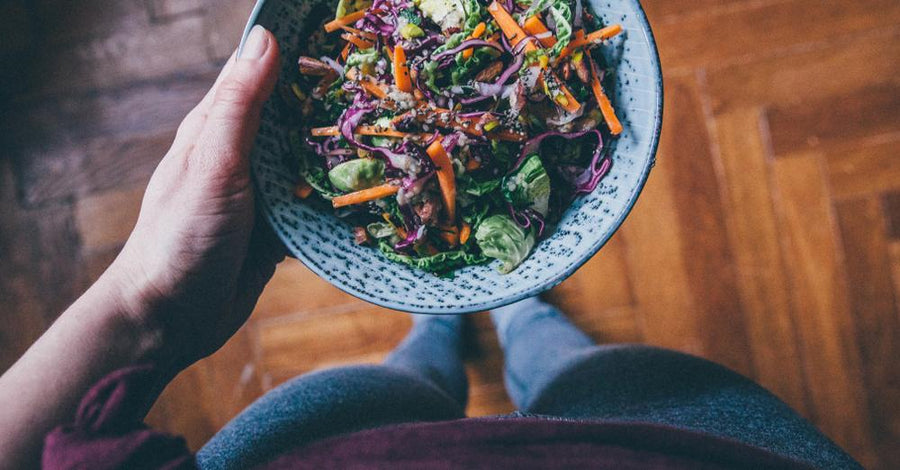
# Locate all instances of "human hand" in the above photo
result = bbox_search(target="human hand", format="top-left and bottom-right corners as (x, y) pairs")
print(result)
(106, 25), (284, 370)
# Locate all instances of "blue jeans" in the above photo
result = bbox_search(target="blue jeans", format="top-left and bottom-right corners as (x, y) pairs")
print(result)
(197, 299), (861, 470)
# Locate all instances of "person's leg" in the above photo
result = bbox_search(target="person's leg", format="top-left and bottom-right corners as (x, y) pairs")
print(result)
(383, 314), (468, 406)
(491, 298), (862, 470)
(490, 297), (596, 408)
(197, 315), (468, 470)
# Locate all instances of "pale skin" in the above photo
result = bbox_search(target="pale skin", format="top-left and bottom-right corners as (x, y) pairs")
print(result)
(0, 26), (283, 469)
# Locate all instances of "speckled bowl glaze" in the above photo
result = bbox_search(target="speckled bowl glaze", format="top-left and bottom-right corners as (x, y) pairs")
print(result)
(240, 0), (662, 313)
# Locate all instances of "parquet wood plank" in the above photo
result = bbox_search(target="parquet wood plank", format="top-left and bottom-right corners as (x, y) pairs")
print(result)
(10, 70), (216, 206)
(543, 232), (633, 321)
(890, 242), (900, 312)
(640, 0), (753, 21)
(251, 259), (362, 320)
(0, 0), (31, 57)
(2, 0), (900, 466)
(884, 192), (900, 240)
(11, 131), (172, 207)
(33, 0), (149, 45)
(711, 108), (808, 412)
(619, 147), (704, 356)
(83, 247), (123, 285)
(204, 0), (257, 61)
(835, 198), (900, 466)
(0, 0), (31, 100)
(654, 0), (900, 71)
(767, 83), (900, 157)
(576, 307), (643, 345)
(148, 0), (206, 21)
(255, 307), (410, 374)
(147, 329), (266, 452)
(0, 162), (53, 370)
(664, 73), (752, 375)
(26, 11), (211, 96)
(826, 136), (900, 200)
(706, 28), (900, 114)
(75, 186), (144, 252)
(771, 154), (877, 468)
(157, 327), (266, 449)
(195, 328), (266, 429)
(0, 203), (86, 371)
(467, 382), (515, 416)
(145, 366), (218, 451)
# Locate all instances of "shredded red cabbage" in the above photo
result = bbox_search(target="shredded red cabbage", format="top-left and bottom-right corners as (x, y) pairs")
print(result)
(513, 129), (609, 194)
(432, 39), (503, 61)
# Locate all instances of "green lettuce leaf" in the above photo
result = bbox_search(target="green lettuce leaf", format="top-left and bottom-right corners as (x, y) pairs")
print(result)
(378, 241), (489, 275)
(502, 154), (550, 216)
(475, 214), (535, 273)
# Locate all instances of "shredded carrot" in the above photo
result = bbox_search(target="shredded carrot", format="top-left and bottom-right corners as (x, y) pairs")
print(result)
(465, 156), (482, 171)
(558, 30), (586, 59)
(585, 24), (623, 44)
(543, 69), (582, 113)
(459, 222), (472, 245)
(294, 179), (314, 199)
(392, 108), (527, 142)
(311, 126), (340, 136)
(324, 11), (366, 33)
(341, 33), (374, 50)
(436, 225), (460, 247)
(588, 57), (623, 135)
(472, 21), (487, 39)
(488, 2), (577, 113)
(561, 24), (622, 57)
(426, 138), (457, 222)
(340, 42), (351, 60)
(463, 22), (488, 59)
(338, 25), (377, 40)
(332, 183), (399, 208)
(393, 45), (413, 92)
(310, 125), (427, 138)
(488, 2), (534, 50)
(523, 15), (556, 48)
(346, 69), (389, 99)
(360, 76), (389, 99)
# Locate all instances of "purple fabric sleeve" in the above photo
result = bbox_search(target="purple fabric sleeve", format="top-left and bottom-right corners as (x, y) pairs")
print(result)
(41, 366), (813, 470)
(43, 365), (196, 470)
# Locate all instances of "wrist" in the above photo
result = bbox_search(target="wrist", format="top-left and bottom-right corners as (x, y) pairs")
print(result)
(87, 259), (180, 374)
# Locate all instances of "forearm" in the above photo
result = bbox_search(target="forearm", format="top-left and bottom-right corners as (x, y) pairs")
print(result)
(0, 266), (174, 469)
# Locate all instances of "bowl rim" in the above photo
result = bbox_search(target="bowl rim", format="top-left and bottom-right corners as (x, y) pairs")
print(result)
(240, 0), (664, 314)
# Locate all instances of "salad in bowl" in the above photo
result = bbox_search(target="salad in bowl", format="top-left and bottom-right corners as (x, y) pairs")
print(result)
(285, 0), (625, 275)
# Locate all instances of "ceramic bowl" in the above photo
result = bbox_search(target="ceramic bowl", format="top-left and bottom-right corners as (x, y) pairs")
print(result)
(240, 0), (663, 313)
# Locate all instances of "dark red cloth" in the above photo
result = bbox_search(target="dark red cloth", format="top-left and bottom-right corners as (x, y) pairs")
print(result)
(44, 366), (812, 470)
(43, 365), (196, 470)
(261, 418), (813, 469)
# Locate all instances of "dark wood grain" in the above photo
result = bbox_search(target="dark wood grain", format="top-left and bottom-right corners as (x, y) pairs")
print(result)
(663, 73), (752, 376)
(767, 83), (900, 157)
(707, 27), (900, 114)
(826, 136), (900, 200)
(836, 198), (900, 467)
(9, 70), (216, 206)
(2, 1), (900, 467)
(711, 107), (809, 415)
(884, 192), (900, 240)
(654, 0), (900, 71)
(772, 155), (877, 468)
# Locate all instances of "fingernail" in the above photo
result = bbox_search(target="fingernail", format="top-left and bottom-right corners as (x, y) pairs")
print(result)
(240, 25), (269, 59)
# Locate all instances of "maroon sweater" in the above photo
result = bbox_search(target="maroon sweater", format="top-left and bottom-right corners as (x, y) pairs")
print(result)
(44, 366), (812, 470)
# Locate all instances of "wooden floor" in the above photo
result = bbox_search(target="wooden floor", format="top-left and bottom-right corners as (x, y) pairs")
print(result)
(1, 0), (898, 467)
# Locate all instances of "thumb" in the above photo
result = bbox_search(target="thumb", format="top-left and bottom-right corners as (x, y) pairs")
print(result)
(195, 25), (280, 172)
